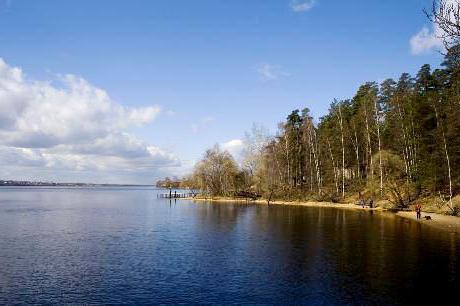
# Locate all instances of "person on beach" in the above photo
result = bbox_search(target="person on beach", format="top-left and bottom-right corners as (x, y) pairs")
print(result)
(358, 192), (365, 208)
(415, 204), (422, 220)
(369, 199), (373, 209)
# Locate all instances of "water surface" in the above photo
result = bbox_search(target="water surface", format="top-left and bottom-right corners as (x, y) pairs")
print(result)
(0, 187), (458, 304)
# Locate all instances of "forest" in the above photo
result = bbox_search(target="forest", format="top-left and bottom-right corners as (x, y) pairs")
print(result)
(180, 1), (460, 215)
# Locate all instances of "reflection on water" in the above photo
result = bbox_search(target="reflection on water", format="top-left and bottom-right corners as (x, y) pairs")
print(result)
(0, 187), (458, 304)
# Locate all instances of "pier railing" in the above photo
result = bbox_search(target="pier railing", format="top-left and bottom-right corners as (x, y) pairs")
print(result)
(157, 192), (195, 199)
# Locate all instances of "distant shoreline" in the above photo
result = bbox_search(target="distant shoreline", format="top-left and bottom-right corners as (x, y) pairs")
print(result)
(182, 196), (460, 234)
(0, 182), (153, 187)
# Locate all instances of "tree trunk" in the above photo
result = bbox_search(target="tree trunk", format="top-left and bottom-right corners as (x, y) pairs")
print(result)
(312, 128), (322, 194)
(285, 135), (290, 187)
(364, 103), (373, 180)
(338, 104), (345, 198)
(396, 97), (411, 180)
(433, 100), (454, 211)
(374, 97), (383, 197)
(327, 138), (339, 194)
(353, 125), (360, 178)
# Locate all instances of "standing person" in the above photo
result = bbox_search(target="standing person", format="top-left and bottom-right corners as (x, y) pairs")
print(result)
(358, 192), (364, 208)
(415, 204), (422, 220)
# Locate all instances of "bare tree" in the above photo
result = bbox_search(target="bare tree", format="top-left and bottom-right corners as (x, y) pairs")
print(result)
(363, 99), (374, 180)
(351, 123), (360, 179)
(242, 123), (270, 184)
(326, 137), (340, 194)
(337, 102), (346, 198)
(374, 97), (384, 196)
(432, 98), (454, 211)
(192, 145), (239, 196)
(426, 0), (460, 52)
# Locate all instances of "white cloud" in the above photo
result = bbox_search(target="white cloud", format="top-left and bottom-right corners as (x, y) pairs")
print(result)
(222, 139), (244, 161)
(0, 58), (179, 183)
(0, 66), (161, 148)
(290, 0), (315, 12)
(257, 63), (289, 81)
(410, 26), (444, 55)
(409, 0), (457, 54)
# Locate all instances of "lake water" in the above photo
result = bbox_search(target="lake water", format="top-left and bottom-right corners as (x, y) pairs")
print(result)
(0, 187), (458, 304)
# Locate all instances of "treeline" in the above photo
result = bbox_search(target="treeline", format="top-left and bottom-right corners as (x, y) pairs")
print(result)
(155, 177), (183, 189)
(185, 48), (460, 214)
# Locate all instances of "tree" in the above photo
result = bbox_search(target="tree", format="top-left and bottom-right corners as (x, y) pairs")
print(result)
(374, 90), (384, 196)
(242, 123), (270, 191)
(333, 100), (346, 198)
(192, 145), (239, 196)
(427, 0), (460, 52)
(188, 38), (460, 212)
(375, 151), (419, 209)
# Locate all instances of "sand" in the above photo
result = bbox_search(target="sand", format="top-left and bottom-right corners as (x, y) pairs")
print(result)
(396, 210), (460, 234)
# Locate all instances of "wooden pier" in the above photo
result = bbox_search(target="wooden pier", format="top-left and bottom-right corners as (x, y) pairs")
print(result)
(157, 191), (194, 199)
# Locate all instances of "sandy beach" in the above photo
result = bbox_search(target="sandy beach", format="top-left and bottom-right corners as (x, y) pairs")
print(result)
(395, 210), (460, 234)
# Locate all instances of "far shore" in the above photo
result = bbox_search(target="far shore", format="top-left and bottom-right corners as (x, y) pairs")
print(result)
(181, 196), (460, 234)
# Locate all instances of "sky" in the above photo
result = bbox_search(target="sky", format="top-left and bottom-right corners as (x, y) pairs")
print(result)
(0, 0), (447, 184)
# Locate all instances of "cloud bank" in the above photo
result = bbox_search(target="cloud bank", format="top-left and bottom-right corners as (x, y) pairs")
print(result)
(0, 58), (179, 183)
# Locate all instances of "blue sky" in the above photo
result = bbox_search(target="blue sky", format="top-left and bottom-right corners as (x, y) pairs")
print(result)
(0, 0), (445, 183)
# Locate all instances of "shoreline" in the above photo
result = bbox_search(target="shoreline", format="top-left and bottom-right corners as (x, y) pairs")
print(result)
(395, 211), (460, 234)
(182, 196), (460, 234)
(188, 197), (383, 210)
